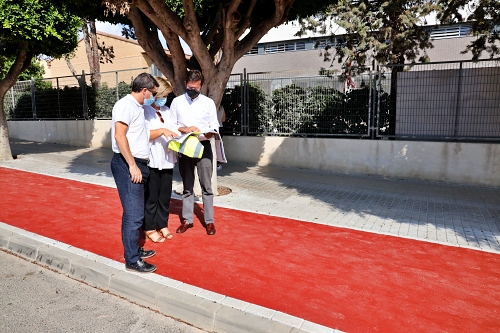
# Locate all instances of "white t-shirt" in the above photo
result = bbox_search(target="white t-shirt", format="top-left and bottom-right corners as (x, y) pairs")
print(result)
(111, 94), (150, 159)
(171, 93), (219, 140)
(144, 105), (180, 170)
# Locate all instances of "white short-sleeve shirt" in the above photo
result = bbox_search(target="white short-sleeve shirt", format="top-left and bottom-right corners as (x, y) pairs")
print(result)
(144, 104), (180, 170)
(111, 94), (150, 159)
(170, 93), (219, 138)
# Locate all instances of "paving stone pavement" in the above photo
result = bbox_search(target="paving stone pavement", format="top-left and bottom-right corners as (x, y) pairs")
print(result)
(2, 140), (500, 254)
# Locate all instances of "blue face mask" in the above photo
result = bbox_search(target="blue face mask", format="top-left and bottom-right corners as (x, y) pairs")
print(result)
(143, 94), (155, 106)
(154, 97), (167, 107)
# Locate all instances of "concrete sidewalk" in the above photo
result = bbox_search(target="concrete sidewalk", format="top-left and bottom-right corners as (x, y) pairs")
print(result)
(1, 140), (500, 333)
(3, 140), (500, 253)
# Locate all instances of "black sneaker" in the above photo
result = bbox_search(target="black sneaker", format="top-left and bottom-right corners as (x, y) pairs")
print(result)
(139, 248), (156, 259)
(125, 259), (157, 273)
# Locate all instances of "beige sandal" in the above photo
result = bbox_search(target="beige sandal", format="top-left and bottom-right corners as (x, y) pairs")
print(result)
(159, 228), (173, 240)
(145, 230), (166, 243)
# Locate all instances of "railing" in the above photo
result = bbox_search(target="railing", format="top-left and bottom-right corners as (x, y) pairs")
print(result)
(378, 59), (500, 141)
(5, 59), (500, 142)
(4, 67), (148, 120)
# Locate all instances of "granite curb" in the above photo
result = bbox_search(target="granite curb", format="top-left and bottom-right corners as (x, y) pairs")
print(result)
(0, 222), (343, 333)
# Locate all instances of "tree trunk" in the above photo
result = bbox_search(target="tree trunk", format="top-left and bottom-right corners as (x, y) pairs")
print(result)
(0, 41), (32, 161)
(127, 0), (293, 107)
(126, 6), (187, 95)
(82, 20), (101, 89)
(122, 0), (293, 195)
(65, 58), (79, 77)
(0, 94), (13, 161)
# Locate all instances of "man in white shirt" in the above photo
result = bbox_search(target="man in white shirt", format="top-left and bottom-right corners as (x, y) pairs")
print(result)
(171, 70), (219, 235)
(110, 73), (175, 273)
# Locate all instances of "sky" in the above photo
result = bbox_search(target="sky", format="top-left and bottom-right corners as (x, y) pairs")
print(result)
(94, 19), (322, 52)
(94, 6), (474, 53)
(94, 20), (310, 51)
(95, 21), (123, 37)
(95, 21), (192, 54)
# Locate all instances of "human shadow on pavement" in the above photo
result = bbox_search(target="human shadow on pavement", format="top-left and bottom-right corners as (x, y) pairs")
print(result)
(9, 140), (83, 157)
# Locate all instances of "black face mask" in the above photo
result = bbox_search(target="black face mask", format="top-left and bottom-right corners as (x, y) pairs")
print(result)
(186, 88), (200, 99)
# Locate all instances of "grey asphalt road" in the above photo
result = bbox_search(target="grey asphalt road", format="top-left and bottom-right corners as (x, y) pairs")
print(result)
(0, 250), (207, 333)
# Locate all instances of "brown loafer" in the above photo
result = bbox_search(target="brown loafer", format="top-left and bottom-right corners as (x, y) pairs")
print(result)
(176, 221), (193, 234)
(206, 223), (216, 235)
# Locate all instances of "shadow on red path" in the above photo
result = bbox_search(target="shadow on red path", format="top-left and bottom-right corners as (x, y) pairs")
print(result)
(1, 167), (499, 333)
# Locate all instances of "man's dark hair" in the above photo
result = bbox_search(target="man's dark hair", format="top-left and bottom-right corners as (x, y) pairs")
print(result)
(131, 73), (159, 93)
(186, 70), (204, 86)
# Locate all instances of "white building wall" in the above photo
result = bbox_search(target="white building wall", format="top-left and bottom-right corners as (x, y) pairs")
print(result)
(223, 136), (500, 186)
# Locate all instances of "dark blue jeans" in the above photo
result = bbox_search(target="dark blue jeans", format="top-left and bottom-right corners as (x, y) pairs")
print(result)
(110, 153), (150, 265)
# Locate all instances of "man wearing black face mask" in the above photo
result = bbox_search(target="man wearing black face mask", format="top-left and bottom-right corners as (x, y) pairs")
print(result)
(170, 70), (219, 236)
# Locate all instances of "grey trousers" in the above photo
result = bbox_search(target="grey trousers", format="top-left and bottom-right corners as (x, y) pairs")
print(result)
(178, 141), (214, 224)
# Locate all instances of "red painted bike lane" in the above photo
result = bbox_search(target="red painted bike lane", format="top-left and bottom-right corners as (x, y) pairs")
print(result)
(1, 167), (499, 333)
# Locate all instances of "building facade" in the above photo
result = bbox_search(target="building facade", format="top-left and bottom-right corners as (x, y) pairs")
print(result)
(233, 23), (489, 74)
(42, 31), (160, 80)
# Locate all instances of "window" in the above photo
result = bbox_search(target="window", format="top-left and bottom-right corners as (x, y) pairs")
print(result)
(285, 43), (295, 51)
(265, 43), (286, 53)
(265, 41), (306, 53)
(295, 41), (306, 50)
(246, 46), (259, 55)
(265, 44), (278, 53)
(430, 25), (472, 40)
(316, 39), (335, 49)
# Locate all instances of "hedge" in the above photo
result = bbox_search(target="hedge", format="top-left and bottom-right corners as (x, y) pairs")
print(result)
(8, 80), (390, 137)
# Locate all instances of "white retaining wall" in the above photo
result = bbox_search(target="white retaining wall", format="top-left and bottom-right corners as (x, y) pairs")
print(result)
(8, 120), (500, 186)
(8, 120), (112, 149)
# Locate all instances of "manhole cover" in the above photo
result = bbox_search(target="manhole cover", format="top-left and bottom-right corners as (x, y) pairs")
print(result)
(217, 186), (232, 196)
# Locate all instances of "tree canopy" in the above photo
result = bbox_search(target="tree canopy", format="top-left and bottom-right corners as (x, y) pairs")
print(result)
(297, 0), (442, 72)
(0, 57), (46, 82)
(0, 0), (81, 160)
(439, 0), (500, 59)
(297, 0), (500, 71)
(0, 0), (80, 64)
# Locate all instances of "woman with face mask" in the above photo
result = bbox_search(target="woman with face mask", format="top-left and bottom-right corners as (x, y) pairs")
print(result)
(143, 76), (180, 242)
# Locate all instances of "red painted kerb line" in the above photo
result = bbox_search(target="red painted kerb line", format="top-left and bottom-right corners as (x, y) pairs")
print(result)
(0, 166), (499, 333)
